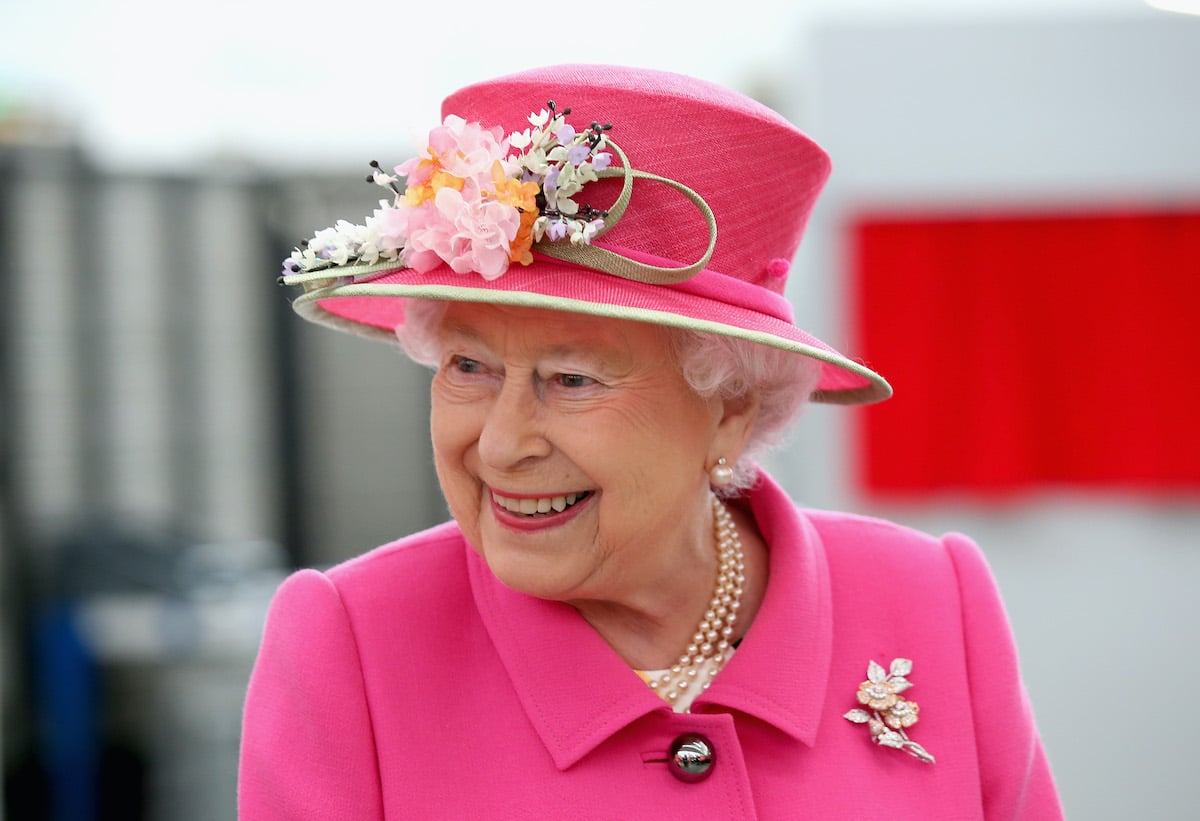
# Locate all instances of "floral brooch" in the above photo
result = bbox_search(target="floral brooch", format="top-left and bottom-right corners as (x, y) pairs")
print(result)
(843, 658), (935, 764)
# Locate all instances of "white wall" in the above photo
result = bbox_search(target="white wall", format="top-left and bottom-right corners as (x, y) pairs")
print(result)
(767, 11), (1200, 819)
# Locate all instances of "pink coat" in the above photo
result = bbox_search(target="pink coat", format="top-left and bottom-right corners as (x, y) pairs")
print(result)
(239, 473), (1061, 819)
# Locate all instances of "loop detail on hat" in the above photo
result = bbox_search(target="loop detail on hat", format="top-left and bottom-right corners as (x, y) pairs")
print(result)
(535, 140), (718, 285)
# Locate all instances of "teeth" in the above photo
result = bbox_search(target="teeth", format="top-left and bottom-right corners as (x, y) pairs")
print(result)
(492, 491), (587, 516)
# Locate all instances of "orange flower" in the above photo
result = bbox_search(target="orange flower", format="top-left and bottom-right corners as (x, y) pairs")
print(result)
(402, 160), (466, 206)
(509, 208), (538, 265)
(856, 679), (899, 712)
(486, 161), (539, 212)
(477, 161), (540, 265)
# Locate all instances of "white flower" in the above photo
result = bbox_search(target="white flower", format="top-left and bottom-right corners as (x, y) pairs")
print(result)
(518, 148), (550, 176)
(557, 177), (583, 199)
(508, 129), (532, 150)
(576, 162), (600, 184)
(528, 109), (550, 127)
(567, 218), (603, 245)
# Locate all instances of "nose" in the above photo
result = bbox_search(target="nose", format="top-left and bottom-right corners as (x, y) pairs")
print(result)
(477, 371), (552, 470)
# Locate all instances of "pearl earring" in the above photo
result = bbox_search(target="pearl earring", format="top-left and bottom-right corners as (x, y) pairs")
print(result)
(709, 457), (733, 487)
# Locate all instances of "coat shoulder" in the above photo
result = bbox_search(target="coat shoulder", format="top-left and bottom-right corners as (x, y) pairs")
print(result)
(801, 508), (948, 560)
(325, 519), (466, 579)
(797, 507), (991, 595)
(313, 520), (473, 622)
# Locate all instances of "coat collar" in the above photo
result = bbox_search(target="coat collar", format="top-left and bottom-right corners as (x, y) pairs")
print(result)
(466, 471), (833, 770)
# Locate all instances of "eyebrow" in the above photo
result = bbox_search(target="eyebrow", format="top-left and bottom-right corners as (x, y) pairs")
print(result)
(439, 322), (632, 370)
(438, 322), (484, 345)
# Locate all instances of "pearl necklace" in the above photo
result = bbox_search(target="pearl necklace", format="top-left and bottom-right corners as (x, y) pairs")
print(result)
(647, 493), (745, 708)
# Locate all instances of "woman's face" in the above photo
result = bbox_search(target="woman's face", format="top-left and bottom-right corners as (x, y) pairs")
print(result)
(429, 302), (752, 607)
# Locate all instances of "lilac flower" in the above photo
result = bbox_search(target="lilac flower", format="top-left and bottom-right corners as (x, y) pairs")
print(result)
(544, 165), (561, 193)
(567, 144), (591, 166)
(547, 220), (569, 241)
(555, 123), (576, 143)
(592, 151), (612, 171)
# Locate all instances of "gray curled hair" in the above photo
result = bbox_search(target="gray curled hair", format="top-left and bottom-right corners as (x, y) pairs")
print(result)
(396, 299), (820, 495)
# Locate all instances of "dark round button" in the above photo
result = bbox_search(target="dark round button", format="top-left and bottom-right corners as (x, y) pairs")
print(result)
(669, 734), (715, 782)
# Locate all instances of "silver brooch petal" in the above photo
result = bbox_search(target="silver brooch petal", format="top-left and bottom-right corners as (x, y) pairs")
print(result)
(843, 657), (936, 764)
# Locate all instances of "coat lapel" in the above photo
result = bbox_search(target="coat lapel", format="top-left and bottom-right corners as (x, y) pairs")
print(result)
(466, 548), (667, 770)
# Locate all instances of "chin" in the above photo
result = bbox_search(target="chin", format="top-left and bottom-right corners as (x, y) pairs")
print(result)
(482, 554), (577, 602)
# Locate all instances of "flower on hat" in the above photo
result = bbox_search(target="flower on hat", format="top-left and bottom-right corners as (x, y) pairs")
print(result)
(844, 658), (935, 764)
(282, 101), (615, 281)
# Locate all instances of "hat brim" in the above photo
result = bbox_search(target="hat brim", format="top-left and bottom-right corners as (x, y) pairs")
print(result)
(289, 259), (891, 406)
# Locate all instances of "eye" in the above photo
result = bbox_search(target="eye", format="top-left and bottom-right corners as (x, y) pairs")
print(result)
(440, 355), (493, 387)
(556, 373), (596, 388)
(452, 356), (484, 374)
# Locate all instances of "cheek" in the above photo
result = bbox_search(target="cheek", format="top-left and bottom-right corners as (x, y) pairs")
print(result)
(431, 386), (484, 452)
(576, 402), (711, 490)
(610, 392), (714, 454)
(431, 401), (484, 505)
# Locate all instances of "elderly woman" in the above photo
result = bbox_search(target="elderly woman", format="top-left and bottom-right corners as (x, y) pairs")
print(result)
(239, 65), (1061, 818)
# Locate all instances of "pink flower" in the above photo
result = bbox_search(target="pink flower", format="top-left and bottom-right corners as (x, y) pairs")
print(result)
(404, 186), (519, 280)
(394, 156), (432, 188)
(427, 115), (508, 186)
(373, 201), (415, 253)
(395, 203), (445, 273)
(395, 116), (511, 208)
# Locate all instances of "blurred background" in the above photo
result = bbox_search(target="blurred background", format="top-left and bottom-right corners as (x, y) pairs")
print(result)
(2, 0), (1197, 818)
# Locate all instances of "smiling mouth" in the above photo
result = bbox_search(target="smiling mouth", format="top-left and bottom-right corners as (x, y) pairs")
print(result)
(491, 490), (593, 517)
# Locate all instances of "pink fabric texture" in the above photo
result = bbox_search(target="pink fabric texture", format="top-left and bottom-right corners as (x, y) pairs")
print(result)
(239, 472), (1061, 819)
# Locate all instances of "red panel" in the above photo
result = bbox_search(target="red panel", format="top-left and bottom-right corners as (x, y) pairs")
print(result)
(851, 208), (1200, 496)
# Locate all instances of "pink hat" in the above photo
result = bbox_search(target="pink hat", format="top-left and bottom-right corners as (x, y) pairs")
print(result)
(281, 64), (890, 405)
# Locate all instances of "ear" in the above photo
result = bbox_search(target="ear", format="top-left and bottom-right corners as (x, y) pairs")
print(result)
(707, 391), (761, 466)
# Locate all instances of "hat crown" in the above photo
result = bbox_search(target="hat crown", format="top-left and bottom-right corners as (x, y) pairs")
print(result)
(443, 65), (831, 294)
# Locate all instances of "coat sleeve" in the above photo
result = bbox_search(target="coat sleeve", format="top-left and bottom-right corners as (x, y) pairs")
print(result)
(943, 533), (1063, 820)
(239, 569), (385, 820)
